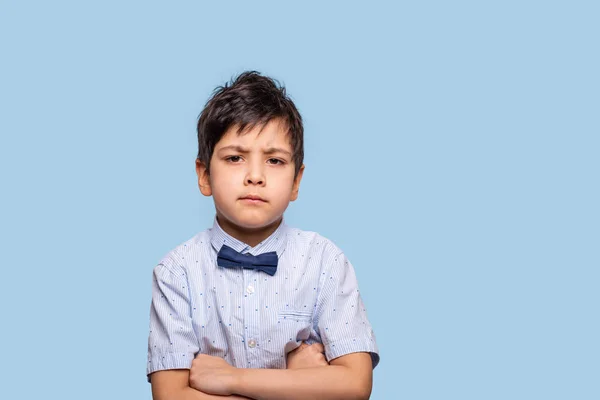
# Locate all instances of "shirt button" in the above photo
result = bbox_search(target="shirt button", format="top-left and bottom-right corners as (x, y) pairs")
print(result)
(246, 285), (255, 294)
(248, 339), (257, 348)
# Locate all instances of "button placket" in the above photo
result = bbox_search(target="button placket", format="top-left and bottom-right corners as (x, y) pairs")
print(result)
(243, 269), (261, 365)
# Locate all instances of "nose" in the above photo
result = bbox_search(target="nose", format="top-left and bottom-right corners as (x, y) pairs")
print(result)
(245, 161), (265, 186)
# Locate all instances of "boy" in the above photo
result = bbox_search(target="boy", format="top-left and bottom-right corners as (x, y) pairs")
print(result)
(147, 71), (379, 400)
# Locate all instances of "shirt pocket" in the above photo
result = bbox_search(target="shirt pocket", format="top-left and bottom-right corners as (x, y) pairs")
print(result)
(277, 309), (313, 323)
(277, 309), (313, 353)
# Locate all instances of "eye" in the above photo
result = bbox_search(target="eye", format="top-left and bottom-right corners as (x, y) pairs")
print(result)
(267, 158), (284, 165)
(226, 156), (243, 163)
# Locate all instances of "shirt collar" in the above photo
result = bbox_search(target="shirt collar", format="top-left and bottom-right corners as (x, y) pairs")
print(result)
(209, 216), (289, 258)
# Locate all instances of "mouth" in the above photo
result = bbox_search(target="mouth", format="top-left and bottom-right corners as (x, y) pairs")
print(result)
(240, 195), (266, 203)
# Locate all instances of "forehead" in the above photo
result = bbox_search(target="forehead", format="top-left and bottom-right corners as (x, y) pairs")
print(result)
(216, 119), (292, 150)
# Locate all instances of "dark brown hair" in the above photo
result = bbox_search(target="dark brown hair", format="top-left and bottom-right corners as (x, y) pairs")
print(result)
(197, 71), (304, 178)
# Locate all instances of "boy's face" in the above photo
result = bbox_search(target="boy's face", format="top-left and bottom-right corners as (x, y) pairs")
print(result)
(196, 119), (304, 237)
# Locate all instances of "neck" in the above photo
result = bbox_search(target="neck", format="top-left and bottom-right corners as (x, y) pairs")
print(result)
(216, 214), (283, 247)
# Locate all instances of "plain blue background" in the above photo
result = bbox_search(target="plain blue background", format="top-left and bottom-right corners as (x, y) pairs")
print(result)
(1, 1), (598, 399)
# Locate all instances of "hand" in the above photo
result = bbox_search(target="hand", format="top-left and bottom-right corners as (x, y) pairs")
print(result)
(286, 341), (329, 369)
(189, 354), (238, 396)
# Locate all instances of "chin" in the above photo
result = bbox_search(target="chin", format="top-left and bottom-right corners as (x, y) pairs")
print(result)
(220, 211), (276, 230)
(235, 216), (276, 230)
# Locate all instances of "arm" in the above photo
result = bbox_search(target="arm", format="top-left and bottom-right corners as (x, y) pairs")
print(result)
(234, 352), (372, 400)
(151, 370), (253, 400)
(189, 351), (372, 400)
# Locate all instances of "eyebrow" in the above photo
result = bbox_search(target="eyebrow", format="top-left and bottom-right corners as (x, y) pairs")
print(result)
(217, 145), (292, 158)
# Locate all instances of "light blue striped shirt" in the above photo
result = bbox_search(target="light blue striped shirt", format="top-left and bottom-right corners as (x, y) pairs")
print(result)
(147, 217), (379, 380)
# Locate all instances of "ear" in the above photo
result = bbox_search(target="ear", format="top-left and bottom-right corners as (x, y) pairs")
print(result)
(290, 164), (305, 202)
(195, 158), (212, 196)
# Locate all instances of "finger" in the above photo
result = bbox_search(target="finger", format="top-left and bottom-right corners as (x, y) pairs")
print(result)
(298, 342), (310, 351)
(311, 343), (325, 353)
(288, 342), (307, 355)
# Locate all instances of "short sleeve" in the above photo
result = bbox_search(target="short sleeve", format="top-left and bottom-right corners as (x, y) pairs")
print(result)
(314, 251), (380, 368)
(147, 261), (199, 381)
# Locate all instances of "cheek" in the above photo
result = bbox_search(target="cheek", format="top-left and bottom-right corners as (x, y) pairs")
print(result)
(272, 180), (295, 202)
(211, 168), (242, 189)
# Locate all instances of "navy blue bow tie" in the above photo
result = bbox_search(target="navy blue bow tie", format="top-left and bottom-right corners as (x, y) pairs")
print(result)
(216, 244), (278, 276)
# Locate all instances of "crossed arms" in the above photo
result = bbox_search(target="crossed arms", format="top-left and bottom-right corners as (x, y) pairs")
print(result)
(150, 342), (373, 400)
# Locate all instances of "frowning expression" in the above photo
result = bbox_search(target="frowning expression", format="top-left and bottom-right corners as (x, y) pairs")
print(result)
(196, 119), (304, 231)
